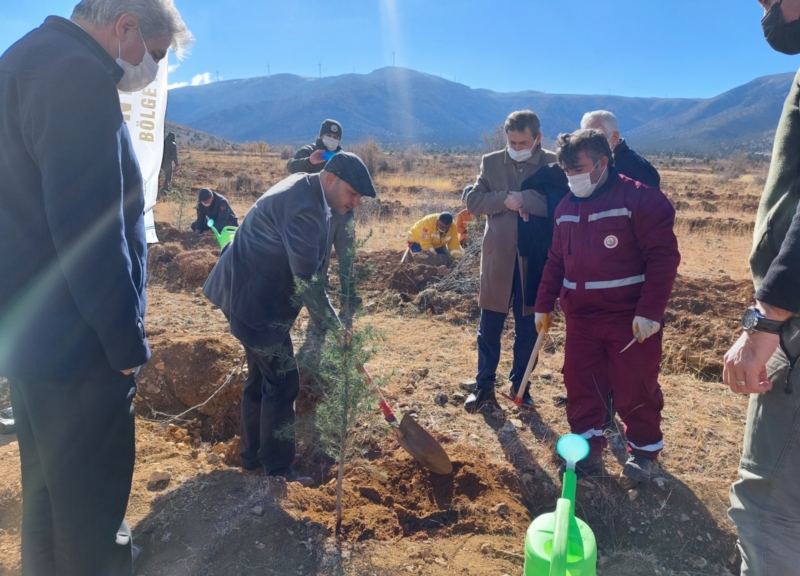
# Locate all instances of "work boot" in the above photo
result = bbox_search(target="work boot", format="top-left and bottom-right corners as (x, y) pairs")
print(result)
(464, 387), (497, 414)
(509, 382), (534, 408)
(278, 468), (314, 487)
(558, 454), (606, 480)
(620, 454), (659, 488)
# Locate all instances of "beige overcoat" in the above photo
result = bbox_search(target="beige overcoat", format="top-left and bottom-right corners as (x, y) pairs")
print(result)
(466, 146), (557, 315)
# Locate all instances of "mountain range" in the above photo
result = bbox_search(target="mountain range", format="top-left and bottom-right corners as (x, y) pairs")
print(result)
(166, 67), (797, 153)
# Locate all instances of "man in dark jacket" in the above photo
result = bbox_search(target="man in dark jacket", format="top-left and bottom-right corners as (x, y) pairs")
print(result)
(724, 1), (800, 573)
(160, 131), (179, 193)
(581, 110), (660, 188)
(191, 188), (238, 234)
(287, 120), (360, 307)
(204, 152), (376, 485)
(0, 3), (191, 575)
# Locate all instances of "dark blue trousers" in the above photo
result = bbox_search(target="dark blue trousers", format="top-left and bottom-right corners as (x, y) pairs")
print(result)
(476, 260), (539, 390)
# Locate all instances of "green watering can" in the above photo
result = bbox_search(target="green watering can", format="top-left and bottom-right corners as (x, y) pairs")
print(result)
(524, 434), (597, 576)
(206, 219), (237, 249)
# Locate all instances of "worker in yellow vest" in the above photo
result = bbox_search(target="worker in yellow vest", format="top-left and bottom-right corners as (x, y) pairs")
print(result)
(406, 213), (462, 258)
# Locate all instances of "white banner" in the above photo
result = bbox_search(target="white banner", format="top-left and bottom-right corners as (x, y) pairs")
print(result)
(119, 59), (169, 244)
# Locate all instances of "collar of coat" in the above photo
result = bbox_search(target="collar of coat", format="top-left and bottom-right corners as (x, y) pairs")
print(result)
(311, 174), (332, 219)
(503, 145), (544, 166)
(43, 16), (124, 84)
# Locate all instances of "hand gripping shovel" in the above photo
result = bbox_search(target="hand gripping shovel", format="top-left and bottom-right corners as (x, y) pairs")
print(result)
(361, 367), (453, 475)
(501, 331), (547, 410)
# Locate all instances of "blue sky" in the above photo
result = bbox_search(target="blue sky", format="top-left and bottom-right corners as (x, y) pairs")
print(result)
(1, 1), (798, 98)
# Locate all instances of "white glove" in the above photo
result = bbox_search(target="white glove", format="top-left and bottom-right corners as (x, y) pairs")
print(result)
(535, 312), (551, 334)
(632, 316), (660, 343)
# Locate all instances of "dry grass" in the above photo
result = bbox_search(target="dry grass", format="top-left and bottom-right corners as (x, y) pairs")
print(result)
(377, 174), (456, 192)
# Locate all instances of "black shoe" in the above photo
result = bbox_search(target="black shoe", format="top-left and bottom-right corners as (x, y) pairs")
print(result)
(558, 454), (606, 480)
(509, 383), (534, 408)
(277, 468), (314, 487)
(620, 454), (658, 488)
(464, 387), (497, 414)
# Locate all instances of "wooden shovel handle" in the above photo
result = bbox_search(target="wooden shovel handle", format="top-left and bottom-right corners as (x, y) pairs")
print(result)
(516, 332), (546, 402)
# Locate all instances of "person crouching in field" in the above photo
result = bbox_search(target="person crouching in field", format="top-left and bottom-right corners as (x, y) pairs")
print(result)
(534, 129), (680, 488)
(406, 213), (463, 259)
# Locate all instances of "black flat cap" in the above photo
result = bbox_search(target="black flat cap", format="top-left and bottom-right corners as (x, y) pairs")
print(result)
(198, 188), (213, 201)
(324, 152), (377, 198)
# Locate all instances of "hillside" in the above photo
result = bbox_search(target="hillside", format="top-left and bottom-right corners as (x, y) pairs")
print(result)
(166, 67), (796, 153)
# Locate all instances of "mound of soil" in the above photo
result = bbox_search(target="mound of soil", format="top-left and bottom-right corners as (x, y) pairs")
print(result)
(663, 274), (754, 378)
(135, 335), (245, 441)
(287, 450), (529, 542)
(148, 223), (220, 292)
(677, 216), (754, 235)
(357, 250), (455, 295)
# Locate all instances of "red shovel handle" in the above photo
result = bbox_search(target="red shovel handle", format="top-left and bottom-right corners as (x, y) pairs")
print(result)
(358, 365), (399, 423)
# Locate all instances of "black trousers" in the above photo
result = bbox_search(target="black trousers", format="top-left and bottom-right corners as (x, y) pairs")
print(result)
(240, 336), (300, 475)
(9, 365), (136, 576)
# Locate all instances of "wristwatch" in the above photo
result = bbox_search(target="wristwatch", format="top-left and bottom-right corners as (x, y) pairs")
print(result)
(742, 306), (786, 334)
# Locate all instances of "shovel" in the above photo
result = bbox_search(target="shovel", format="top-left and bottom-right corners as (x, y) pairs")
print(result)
(500, 331), (546, 410)
(361, 367), (453, 475)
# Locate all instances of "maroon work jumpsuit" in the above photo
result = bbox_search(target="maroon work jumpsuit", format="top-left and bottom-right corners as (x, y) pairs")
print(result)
(535, 173), (680, 460)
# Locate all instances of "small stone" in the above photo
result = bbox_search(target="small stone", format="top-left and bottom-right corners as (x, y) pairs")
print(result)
(255, 542), (265, 550)
(629, 526), (636, 533)
(155, 362), (165, 371)
(628, 489), (640, 502)
(680, 514), (690, 522)
(491, 503), (509, 515)
(480, 543), (492, 554)
(469, 434), (480, 441)
(146, 384), (160, 394)
(252, 506), (264, 517)
(452, 392), (465, 402)
(190, 450), (198, 459)
(509, 418), (524, 429)
(207, 453), (220, 465)
(653, 477), (667, 490)
(433, 392), (448, 407)
(434, 558), (447, 566)
(521, 473), (534, 485)
(147, 470), (171, 490)
(598, 555), (608, 566)
(687, 556), (708, 569)
(212, 443), (227, 455)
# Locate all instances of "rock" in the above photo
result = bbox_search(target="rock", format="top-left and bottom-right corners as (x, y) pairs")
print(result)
(433, 392), (448, 407)
(434, 558), (447, 566)
(509, 418), (524, 429)
(480, 543), (492, 555)
(190, 450), (198, 459)
(147, 470), (171, 491)
(687, 556), (708, 569)
(207, 453), (220, 465)
(251, 506), (264, 517)
(628, 489), (640, 502)
(255, 542), (265, 550)
(155, 362), (165, 371)
(146, 384), (160, 394)
(491, 503), (510, 516)
(653, 477), (667, 490)
(452, 392), (465, 402)
(211, 443), (227, 455)
(680, 513), (690, 522)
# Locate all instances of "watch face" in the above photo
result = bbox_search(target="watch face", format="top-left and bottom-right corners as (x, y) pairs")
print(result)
(742, 308), (757, 330)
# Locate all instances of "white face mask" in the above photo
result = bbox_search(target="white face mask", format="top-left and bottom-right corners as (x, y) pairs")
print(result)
(322, 136), (340, 152)
(567, 160), (606, 198)
(116, 30), (159, 93)
(507, 137), (539, 163)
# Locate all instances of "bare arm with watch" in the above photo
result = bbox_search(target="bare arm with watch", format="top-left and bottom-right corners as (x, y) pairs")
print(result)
(723, 302), (793, 395)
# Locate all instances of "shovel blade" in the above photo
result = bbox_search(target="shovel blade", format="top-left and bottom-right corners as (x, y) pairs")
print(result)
(395, 414), (453, 475)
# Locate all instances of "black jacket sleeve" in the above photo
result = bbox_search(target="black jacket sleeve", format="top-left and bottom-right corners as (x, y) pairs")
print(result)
(756, 199), (800, 312)
(27, 58), (149, 370)
(286, 146), (315, 174)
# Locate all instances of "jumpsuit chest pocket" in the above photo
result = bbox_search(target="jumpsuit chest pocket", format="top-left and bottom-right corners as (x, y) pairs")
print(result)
(591, 217), (633, 252)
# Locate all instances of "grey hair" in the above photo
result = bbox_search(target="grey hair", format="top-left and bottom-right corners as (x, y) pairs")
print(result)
(580, 110), (619, 138)
(72, 0), (194, 59)
(556, 129), (615, 171)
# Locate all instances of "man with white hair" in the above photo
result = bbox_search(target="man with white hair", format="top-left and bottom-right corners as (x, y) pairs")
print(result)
(581, 110), (660, 188)
(0, 1), (192, 573)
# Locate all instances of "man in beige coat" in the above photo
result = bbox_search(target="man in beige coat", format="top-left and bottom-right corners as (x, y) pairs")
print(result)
(464, 110), (557, 413)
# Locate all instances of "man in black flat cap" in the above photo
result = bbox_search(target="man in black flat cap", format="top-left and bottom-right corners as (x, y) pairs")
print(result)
(191, 188), (238, 235)
(203, 152), (377, 485)
(287, 119), (359, 308)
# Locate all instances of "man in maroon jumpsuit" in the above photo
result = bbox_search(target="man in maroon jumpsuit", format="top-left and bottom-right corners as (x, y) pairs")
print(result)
(534, 129), (680, 487)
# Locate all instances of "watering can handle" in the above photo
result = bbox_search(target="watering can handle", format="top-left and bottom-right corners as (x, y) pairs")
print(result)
(549, 498), (571, 576)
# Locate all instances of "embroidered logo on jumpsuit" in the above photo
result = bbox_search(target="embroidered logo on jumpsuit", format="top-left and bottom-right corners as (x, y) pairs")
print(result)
(604, 235), (619, 249)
